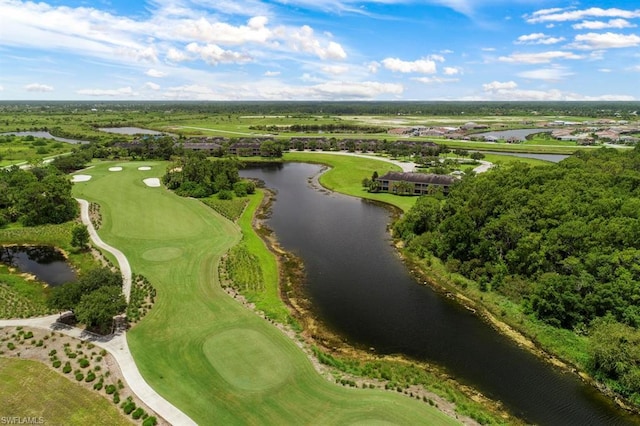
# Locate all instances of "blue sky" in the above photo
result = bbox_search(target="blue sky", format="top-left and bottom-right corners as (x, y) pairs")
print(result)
(1, 0), (639, 101)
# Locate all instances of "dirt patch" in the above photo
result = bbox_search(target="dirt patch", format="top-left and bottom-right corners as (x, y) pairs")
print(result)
(0, 326), (168, 425)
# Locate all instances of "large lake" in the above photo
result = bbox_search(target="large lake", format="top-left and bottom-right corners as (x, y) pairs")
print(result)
(241, 163), (639, 426)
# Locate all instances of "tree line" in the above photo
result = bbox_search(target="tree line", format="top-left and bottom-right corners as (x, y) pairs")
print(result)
(394, 147), (640, 404)
(0, 166), (78, 227)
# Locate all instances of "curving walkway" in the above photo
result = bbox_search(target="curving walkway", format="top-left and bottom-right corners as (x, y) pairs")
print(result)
(0, 199), (197, 426)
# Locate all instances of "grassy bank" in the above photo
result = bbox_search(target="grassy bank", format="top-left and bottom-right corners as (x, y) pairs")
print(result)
(284, 152), (417, 212)
(71, 161), (459, 425)
(0, 358), (131, 426)
(0, 222), (101, 319)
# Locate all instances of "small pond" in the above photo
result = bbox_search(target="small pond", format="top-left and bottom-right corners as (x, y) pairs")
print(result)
(0, 246), (77, 286)
(98, 127), (164, 135)
(473, 128), (551, 141)
(0, 131), (88, 144)
(483, 151), (570, 163)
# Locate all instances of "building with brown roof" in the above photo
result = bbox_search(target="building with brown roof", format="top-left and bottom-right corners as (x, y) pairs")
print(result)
(376, 172), (456, 195)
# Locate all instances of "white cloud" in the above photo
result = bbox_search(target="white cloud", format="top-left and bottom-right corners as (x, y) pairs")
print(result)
(481, 80), (634, 101)
(77, 87), (136, 97)
(166, 48), (190, 63)
(481, 47), (496, 51)
(382, 57), (437, 74)
(0, 0), (348, 73)
(599, 68), (612, 73)
(283, 25), (347, 60)
(499, 51), (583, 64)
(145, 69), (167, 78)
(517, 67), (574, 81)
(413, 76), (459, 84)
(310, 81), (403, 98)
(25, 83), (54, 92)
(527, 7), (640, 24)
(482, 81), (518, 91)
(321, 65), (349, 75)
(443, 66), (462, 75)
(264, 71), (281, 77)
(367, 61), (380, 73)
(144, 82), (161, 90)
(515, 33), (565, 45)
(573, 19), (636, 30)
(571, 32), (640, 50)
(162, 79), (403, 100)
(171, 16), (272, 45)
(0, 85), (4, 92)
(185, 43), (252, 65)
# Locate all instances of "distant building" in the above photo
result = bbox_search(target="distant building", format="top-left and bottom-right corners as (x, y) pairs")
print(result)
(376, 172), (456, 195)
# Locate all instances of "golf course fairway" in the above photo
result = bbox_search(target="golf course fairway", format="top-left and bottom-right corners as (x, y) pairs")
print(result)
(72, 162), (459, 425)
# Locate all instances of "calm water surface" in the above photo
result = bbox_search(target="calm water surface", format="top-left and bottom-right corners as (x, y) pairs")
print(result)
(98, 127), (164, 135)
(241, 163), (639, 426)
(1, 131), (88, 144)
(474, 128), (551, 141)
(483, 151), (569, 163)
(0, 246), (76, 286)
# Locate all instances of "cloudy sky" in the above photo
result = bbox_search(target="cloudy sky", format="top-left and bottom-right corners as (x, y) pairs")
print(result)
(1, 0), (639, 101)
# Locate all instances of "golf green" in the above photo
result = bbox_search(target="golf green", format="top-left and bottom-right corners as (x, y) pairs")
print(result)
(72, 161), (459, 425)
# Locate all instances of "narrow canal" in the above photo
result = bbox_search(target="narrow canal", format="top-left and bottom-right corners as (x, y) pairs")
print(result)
(241, 162), (639, 426)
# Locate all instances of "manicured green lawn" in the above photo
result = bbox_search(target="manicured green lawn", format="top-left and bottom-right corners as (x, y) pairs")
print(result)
(0, 358), (131, 426)
(284, 152), (418, 212)
(72, 162), (458, 425)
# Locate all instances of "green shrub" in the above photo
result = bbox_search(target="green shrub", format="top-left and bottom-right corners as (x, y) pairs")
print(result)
(142, 416), (158, 426)
(93, 381), (103, 391)
(75, 373), (84, 381)
(85, 372), (96, 382)
(52, 360), (61, 368)
(132, 408), (145, 420)
(105, 384), (116, 395)
(62, 362), (72, 374)
(78, 358), (90, 368)
(123, 401), (136, 415)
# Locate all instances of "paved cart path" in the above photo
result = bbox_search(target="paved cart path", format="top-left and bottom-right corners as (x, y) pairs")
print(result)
(0, 199), (197, 426)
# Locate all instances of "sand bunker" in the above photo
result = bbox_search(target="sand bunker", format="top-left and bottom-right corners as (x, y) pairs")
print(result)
(109, 167), (123, 172)
(143, 178), (161, 187)
(138, 166), (152, 171)
(71, 174), (92, 182)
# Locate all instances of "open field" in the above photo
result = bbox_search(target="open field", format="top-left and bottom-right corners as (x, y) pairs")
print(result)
(71, 162), (459, 425)
(0, 135), (75, 167)
(0, 358), (131, 426)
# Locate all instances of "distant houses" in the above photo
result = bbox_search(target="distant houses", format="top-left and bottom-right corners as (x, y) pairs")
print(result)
(376, 171), (456, 195)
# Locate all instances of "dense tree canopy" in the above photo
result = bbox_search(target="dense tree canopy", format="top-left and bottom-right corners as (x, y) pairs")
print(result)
(0, 166), (78, 227)
(163, 153), (240, 198)
(396, 147), (640, 330)
(49, 267), (125, 333)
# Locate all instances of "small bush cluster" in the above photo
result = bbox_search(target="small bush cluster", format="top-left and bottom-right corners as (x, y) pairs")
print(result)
(126, 274), (156, 324)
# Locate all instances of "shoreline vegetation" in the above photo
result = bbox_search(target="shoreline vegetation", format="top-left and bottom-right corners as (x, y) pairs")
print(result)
(221, 184), (512, 425)
(2, 102), (640, 424)
(275, 152), (640, 418)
